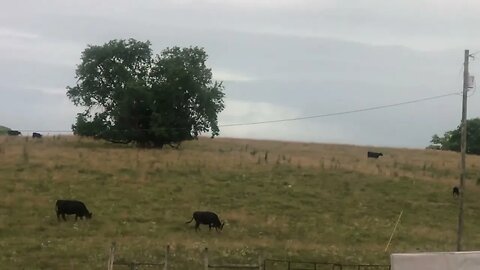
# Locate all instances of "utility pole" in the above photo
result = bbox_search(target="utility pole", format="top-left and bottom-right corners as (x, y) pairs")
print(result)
(456, 49), (470, 251)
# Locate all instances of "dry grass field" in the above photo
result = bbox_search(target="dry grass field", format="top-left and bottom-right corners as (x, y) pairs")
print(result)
(1, 135), (480, 269)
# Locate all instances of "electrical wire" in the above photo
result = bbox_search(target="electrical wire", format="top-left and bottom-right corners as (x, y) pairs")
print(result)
(218, 91), (461, 127)
(11, 91), (461, 133)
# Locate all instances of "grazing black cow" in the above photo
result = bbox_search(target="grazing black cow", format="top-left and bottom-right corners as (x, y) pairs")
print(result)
(32, 132), (42, 139)
(453, 186), (460, 198)
(367, 151), (383, 159)
(7, 130), (21, 136)
(186, 211), (225, 231)
(55, 200), (92, 221)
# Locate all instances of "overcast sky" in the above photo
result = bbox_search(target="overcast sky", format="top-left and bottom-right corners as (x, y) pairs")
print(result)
(1, 0), (480, 148)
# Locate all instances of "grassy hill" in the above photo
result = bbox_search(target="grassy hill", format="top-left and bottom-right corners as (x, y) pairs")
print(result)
(0, 136), (479, 269)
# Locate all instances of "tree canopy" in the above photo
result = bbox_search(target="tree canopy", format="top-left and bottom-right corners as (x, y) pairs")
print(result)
(0, 125), (10, 135)
(429, 118), (480, 155)
(67, 39), (225, 147)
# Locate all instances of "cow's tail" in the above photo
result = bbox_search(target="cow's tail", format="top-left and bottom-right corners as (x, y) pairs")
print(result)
(185, 217), (194, 224)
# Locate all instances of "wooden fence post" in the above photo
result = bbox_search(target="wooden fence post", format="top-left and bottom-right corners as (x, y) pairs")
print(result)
(107, 242), (116, 270)
(164, 245), (170, 270)
(258, 254), (263, 270)
(203, 247), (209, 270)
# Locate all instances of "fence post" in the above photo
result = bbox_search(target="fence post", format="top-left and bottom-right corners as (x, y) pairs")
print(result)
(203, 247), (209, 270)
(107, 242), (116, 270)
(258, 254), (262, 270)
(164, 245), (170, 270)
(130, 262), (135, 270)
(287, 261), (291, 270)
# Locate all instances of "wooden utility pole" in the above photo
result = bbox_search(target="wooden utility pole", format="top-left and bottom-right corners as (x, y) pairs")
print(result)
(203, 247), (209, 270)
(456, 49), (470, 251)
(164, 245), (170, 270)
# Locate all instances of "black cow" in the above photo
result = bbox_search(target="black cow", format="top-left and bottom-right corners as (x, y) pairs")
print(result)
(367, 151), (383, 159)
(453, 186), (460, 198)
(7, 130), (21, 136)
(186, 211), (225, 231)
(32, 132), (42, 139)
(55, 200), (92, 221)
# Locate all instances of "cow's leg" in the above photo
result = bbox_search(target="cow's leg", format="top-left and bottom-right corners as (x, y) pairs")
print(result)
(209, 224), (212, 231)
(62, 214), (67, 221)
(75, 215), (78, 221)
(195, 222), (200, 231)
(57, 212), (61, 221)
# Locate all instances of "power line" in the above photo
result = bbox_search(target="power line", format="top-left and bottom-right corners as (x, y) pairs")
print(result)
(470, 50), (480, 56)
(12, 91), (461, 133)
(218, 91), (461, 127)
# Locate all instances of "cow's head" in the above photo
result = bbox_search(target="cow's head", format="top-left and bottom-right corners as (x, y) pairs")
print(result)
(86, 212), (93, 219)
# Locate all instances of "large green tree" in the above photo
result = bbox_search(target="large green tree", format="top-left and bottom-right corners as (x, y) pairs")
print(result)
(67, 39), (225, 147)
(0, 125), (10, 135)
(429, 118), (480, 154)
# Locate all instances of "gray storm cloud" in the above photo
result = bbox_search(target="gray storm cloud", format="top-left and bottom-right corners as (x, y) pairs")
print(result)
(1, 0), (479, 147)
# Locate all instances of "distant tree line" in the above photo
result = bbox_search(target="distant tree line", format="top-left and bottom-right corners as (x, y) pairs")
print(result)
(0, 125), (11, 135)
(429, 118), (480, 155)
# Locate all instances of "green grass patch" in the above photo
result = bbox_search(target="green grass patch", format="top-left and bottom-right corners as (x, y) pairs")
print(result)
(0, 136), (479, 269)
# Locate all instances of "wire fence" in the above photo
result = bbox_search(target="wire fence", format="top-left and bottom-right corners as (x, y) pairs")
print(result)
(106, 244), (391, 270)
(263, 259), (391, 270)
